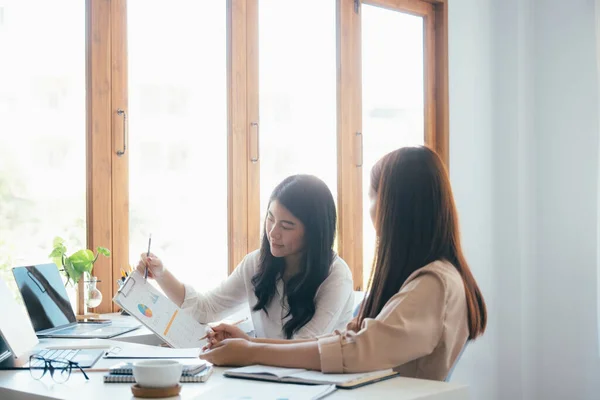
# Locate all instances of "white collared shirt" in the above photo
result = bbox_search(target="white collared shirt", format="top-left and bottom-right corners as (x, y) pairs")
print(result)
(181, 249), (354, 339)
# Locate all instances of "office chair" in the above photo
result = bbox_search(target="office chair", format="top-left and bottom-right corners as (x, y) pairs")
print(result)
(445, 342), (467, 381)
(352, 291), (365, 317)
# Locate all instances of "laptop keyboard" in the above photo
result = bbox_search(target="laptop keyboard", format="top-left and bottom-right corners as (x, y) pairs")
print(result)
(54, 324), (102, 334)
(30, 349), (81, 367)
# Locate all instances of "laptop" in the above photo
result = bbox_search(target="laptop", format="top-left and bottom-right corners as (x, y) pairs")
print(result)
(0, 277), (103, 369)
(12, 263), (140, 339)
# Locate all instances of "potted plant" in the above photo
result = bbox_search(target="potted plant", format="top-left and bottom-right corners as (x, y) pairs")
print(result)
(49, 237), (110, 309)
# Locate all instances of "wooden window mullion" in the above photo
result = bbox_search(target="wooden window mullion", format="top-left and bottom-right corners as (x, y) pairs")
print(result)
(337, 0), (364, 290)
(86, 0), (114, 314)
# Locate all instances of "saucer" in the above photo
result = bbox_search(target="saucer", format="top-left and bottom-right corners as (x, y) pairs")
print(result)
(130, 383), (182, 398)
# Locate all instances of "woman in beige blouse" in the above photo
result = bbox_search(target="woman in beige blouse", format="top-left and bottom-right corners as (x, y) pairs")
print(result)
(200, 146), (488, 381)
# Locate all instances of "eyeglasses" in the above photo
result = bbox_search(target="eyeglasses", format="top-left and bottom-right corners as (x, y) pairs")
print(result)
(29, 355), (89, 383)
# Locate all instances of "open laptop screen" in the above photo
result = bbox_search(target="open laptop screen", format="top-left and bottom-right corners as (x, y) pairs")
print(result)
(12, 264), (77, 332)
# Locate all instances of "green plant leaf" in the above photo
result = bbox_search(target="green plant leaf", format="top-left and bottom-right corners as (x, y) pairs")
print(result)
(52, 237), (65, 247)
(49, 237), (67, 257)
(50, 256), (63, 269)
(96, 247), (111, 257)
(63, 258), (82, 285)
(48, 246), (66, 259)
(69, 249), (95, 275)
(49, 238), (67, 270)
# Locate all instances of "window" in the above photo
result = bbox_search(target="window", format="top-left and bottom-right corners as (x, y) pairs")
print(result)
(0, 0), (85, 305)
(126, 0), (227, 291)
(361, 3), (426, 287)
(1, 0), (447, 312)
(257, 0), (337, 238)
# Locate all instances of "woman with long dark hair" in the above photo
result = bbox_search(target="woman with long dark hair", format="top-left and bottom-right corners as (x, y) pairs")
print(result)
(200, 146), (487, 381)
(137, 174), (354, 339)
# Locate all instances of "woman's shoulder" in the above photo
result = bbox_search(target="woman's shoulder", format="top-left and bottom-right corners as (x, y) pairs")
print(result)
(245, 248), (261, 263)
(328, 254), (353, 280)
(235, 249), (262, 275)
(403, 260), (464, 297)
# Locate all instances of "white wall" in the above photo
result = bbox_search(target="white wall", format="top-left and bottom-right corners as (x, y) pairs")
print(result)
(489, 0), (537, 398)
(533, 0), (600, 398)
(448, 0), (600, 399)
(447, 0), (497, 399)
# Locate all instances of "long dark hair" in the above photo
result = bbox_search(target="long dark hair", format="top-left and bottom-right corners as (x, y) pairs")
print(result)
(358, 146), (487, 340)
(251, 175), (337, 338)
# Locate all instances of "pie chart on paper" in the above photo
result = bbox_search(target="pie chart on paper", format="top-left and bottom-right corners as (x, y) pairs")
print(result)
(137, 303), (153, 317)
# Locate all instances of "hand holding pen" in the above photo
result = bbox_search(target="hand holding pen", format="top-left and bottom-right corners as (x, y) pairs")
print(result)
(201, 318), (249, 350)
(136, 252), (166, 279)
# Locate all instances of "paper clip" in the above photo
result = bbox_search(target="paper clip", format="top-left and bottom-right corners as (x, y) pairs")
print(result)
(117, 275), (136, 297)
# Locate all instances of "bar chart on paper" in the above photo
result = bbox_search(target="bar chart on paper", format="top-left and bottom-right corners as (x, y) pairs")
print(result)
(113, 271), (208, 348)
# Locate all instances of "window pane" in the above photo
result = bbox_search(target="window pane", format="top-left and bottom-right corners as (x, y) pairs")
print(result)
(128, 1), (227, 291)
(0, 1), (85, 300)
(258, 1), (337, 227)
(362, 5), (425, 288)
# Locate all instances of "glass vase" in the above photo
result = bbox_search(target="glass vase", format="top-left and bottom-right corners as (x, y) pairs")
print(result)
(64, 280), (79, 314)
(85, 275), (103, 309)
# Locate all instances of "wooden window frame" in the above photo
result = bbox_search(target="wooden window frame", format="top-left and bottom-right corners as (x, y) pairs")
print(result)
(228, 0), (258, 274)
(337, 0), (364, 290)
(362, 0), (448, 164)
(338, 0), (448, 290)
(85, 0), (252, 313)
(86, 0), (114, 314)
(83, 0), (447, 311)
(110, 0), (128, 314)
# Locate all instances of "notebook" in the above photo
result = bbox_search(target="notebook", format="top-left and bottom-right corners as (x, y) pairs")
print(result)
(103, 365), (213, 383)
(109, 361), (207, 376)
(224, 365), (399, 389)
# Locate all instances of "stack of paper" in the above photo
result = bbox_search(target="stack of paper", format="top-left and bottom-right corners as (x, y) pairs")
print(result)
(197, 381), (336, 400)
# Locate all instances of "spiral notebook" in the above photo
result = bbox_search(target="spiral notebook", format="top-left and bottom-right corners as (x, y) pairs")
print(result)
(108, 361), (207, 376)
(103, 365), (213, 383)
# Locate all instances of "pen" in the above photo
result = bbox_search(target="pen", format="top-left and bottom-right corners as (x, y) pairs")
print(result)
(199, 317), (248, 340)
(145, 234), (152, 281)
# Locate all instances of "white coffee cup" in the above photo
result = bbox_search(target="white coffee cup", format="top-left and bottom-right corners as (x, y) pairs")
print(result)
(132, 360), (183, 388)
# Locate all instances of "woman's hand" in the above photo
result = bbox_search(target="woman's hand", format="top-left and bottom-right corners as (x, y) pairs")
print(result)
(200, 339), (257, 367)
(346, 316), (361, 332)
(203, 323), (250, 351)
(136, 252), (165, 279)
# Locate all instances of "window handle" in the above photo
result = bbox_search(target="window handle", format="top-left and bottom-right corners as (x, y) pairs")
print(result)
(355, 131), (363, 167)
(250, 121), (260, 163)
(116, 109), (128, 157)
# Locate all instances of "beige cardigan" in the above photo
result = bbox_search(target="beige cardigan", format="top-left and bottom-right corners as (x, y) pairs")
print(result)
(317, 260), (469, 381)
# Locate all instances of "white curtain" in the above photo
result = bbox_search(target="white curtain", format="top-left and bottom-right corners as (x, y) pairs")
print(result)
(596, 0), (600, 357)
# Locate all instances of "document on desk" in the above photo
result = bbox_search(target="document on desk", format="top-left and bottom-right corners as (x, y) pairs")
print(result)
(103, 345), (201, 359)
(197, 381), (336, 400)
(113, 270), (207, 349)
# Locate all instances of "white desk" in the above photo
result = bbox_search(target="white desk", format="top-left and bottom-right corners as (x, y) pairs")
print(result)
(0, 315), (469, 400)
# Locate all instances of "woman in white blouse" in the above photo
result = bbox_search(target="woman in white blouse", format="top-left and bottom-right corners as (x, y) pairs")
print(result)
(136, 174), (354, 339)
